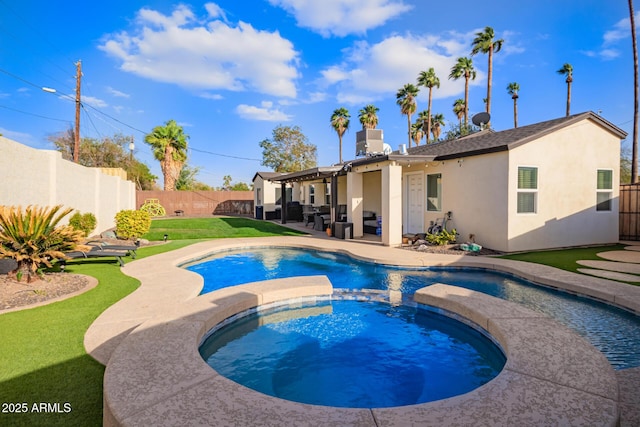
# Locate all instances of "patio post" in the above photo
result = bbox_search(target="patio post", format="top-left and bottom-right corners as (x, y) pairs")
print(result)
(280, 182), (287, 224)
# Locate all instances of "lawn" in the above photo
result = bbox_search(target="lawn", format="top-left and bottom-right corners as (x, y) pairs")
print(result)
(143, 216), (307, 241)
(499, 244), (627, 274)
(0, 217), (303, 426)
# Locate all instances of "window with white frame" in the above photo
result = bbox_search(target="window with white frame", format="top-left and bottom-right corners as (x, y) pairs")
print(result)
(256, 188), (262, 206)
(517, 166), (538, 213)
(426, 173), (441, 212)
(309, 184), (315, 204)
(596, 169), (613, 211)
(325, 183), (330, 205)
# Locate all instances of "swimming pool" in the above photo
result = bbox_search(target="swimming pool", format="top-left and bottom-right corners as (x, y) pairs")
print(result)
(187, 247), (640, 369)
(199, 298), (506, 408)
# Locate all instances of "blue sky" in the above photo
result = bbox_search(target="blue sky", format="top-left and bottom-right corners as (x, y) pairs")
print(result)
(0, 0), (637, 187)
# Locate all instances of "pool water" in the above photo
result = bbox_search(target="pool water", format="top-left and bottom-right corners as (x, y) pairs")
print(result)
(187, 247), (640, 370)
(199, 299), (506, 408)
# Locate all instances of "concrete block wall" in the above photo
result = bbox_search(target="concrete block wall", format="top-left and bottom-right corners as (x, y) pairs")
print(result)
(0, 136), (136, 235)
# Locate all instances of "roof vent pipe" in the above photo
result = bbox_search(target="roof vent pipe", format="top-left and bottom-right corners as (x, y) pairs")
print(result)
(399, 144), (408, 155)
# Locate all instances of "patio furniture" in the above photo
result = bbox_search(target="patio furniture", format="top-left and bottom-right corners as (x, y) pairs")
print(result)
(313, 213), (330, 231)
(363, 211), (378, 234)
(86, 240), (139, 259)
(62, 246), (129, 267)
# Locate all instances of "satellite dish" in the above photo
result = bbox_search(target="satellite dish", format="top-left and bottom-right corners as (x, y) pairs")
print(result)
(472, 112), (491, 127)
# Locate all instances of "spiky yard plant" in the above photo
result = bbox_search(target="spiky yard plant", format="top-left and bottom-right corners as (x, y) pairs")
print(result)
(0, 205), (85, 282)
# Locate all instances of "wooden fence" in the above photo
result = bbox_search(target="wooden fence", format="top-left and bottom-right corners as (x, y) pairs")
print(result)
(620, 183), (640, 241)
(136, 191), (253, 217)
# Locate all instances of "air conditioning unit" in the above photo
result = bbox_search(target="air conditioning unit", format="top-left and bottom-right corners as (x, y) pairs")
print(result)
(356, 129), (384, 157)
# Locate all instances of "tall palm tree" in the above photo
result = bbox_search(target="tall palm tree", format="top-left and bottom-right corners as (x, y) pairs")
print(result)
(396, 83), (420, 148)
(417, 68), (440, 143)
(449, 57), (476, 127)
(330, 107), (350, 164)
(411, 122), (424, 147)
(557, 63), (573, 117)
(358, 104), (379, 129)
(630, 0), (639, 183)
(471, 26), (504, 121)
(453, 99), (465, 131)
(417, 110), (430, 143)
(507, 82), (520, 128)
(144, 119), (189, 191)
(430, 113), (445, 141)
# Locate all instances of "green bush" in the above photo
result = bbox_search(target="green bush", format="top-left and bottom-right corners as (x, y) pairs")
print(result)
(69, 211), (97, 237)
(426, 228), (458, 245)
(0, 205), (85, 282)
(115, 210), (151, 240)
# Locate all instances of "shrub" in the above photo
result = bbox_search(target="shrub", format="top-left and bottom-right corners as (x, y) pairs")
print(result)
(115, 210), (151, 240)
(426, 228), (458, 246)
(0, 205), (85, 282)
(69, 211), (97, 237)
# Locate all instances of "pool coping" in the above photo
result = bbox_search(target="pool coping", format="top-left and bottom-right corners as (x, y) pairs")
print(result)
(86, 236), (640, 426)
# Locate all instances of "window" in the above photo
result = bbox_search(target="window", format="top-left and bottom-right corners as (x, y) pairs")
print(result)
(256, 188), (262, 206)
(325, 184), (330, 205)
(517, 167), (537, 213)
(427, 173), (441, 212)
(309, 184), (315, 204)
(597, 169), (613, 211)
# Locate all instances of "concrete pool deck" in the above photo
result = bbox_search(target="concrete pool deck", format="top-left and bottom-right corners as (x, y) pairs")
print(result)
(84, 235), (640, 426)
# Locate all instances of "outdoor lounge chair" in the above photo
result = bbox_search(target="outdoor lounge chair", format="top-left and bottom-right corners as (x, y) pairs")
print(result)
(86, 240), (139, 259)
(62, 246), (129, 267)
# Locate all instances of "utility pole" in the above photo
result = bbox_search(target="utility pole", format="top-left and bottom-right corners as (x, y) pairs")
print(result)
(73, 60), (82, 163)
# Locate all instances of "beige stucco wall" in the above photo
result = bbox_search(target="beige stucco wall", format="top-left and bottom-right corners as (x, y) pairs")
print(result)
(0, 136), (136, 234)
(252, 175), (282, 219)
(506, 120), (620, 252)
(406, 152), (510, 251)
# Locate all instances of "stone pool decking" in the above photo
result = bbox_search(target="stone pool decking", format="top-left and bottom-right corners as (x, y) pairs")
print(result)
(84, 236), (640, 426)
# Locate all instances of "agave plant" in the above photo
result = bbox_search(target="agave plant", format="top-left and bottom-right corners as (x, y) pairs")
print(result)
(0, 205), (86, 282)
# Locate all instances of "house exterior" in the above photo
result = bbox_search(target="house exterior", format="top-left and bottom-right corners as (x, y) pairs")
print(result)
(255, 112), (626, 252)
(252, 172), (286, 219)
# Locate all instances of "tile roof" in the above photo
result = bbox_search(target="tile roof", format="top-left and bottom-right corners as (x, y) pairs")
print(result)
(407, 111), (627, 160)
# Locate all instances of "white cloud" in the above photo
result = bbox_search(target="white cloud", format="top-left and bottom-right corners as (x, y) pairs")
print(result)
(320, 32), (485, 105)
(236, 101), (292, 121)
(586, 11), (640, 60)
(80, 94), (108, 108)
(99, 4), (299, 97)
(106, 86), (130, 98)
(268, 0), (412, 37)
(199, 92), (224, 100)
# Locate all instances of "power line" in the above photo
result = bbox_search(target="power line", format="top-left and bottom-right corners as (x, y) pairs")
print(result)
(0, 104), (71, 123)
(189, 146), (261, 161)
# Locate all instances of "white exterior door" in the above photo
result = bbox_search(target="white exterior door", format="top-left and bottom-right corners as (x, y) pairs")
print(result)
(405, 172), (424, 234)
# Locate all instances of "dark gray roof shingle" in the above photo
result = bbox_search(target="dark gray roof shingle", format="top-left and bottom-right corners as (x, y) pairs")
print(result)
(407, 111), (626, 160)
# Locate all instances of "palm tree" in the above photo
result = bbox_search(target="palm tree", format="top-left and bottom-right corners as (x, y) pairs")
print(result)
(144, 119), (189, 191)
(0, 205), (85, 282)
(449, 57), (476, 127)
(630, 0), (639, 183)
(507, 82), (520, 128)
(471, 26), (504, 121)
(417, 110), (430, 143)
(430, 113), (445, 141)
(411, 121), (424, 147)
(453, 99), (465, 131)
(358, 104), (379, 129)
(557, 63), (573, 117)
(417, 68), (440, 143)
(396, 83), (420, 148)
(330, 107), (350, 163)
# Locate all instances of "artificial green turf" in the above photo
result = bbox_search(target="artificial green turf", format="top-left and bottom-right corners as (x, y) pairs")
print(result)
(499, 244), (627, 274)
(0, 217), (305, 425)
(143, 216), (307, 241)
